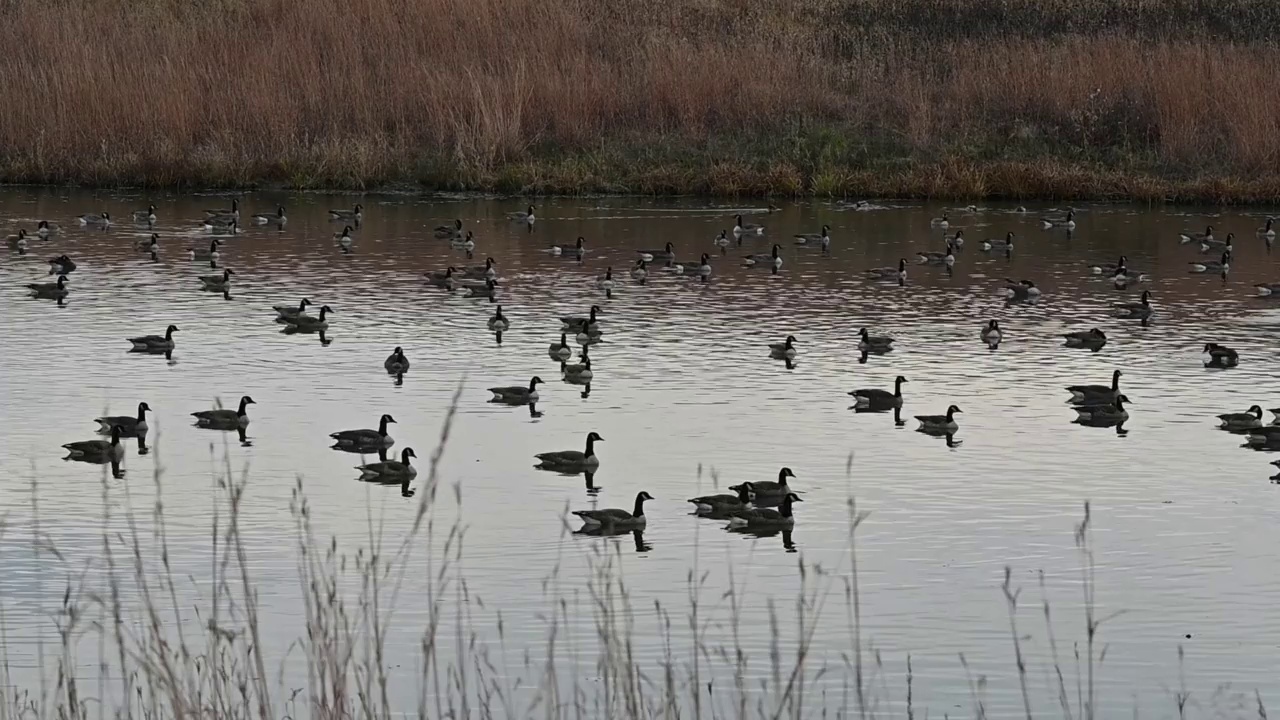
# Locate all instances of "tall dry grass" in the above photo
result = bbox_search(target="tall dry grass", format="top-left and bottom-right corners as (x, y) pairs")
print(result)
(1, 0), (1280, 199)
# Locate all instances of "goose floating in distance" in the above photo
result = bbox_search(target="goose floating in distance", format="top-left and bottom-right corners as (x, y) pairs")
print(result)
(132, 204), (157, 224)
(1114, 290), (1153, 319)
(916, 241), (955, 265)
(562, 349), (593, 380)
(733, 214), (763, 235)
(1063, 328), (1107, 348)
(549, 333), (572, 360)
(1067, 369), (1122, 402)
(1179, 225), (1213, 244)
(433, 219), (463, 238)
(198, 268), (235, 290)
(334, 226), (354, 249)
(945, 229), (965, 248)
(27, 274), (69, 299)
(36, 220), (58, 236)
(596, 267), (615, 291)
(637, 242), (675, 262)
(1254, 282), (1280, 297)
(561, 305), (602, 331)
(1073, 394), (1131, 423)
(794, 224), (831, 246)
(744, 244), (783, 268)
(204, 199), (239, 220)
(135, 234), (160, 253)
(127, 324), (179, 352)
(714, 230), (731, 247)
(1258, 218), (1276, 239)
(330, 414), (396, 449)
(424, 267), (457, 289)
(252, 206), (287, 225)
(575, 323), (601, 345)
(768, 335), (798, 359)
(489, 376), (543, 404)
(1200, 232), (1233, 252)
(384, 346), (410, 373)
(464, 278), (499, 299)
(95, 402), (151, 436)
(6, 229), (29, 250)
(329, 203), (363, 222)
(916, 405), (962, 432)
(488, 305), (510, 331)
(1189, 252), (1230, 274)
(451, 231), (475, 251)
(1112, 266), (1148, 285)
(982, 232), (1014, 251)
(573, 491), (652, 528)
(273, 297), (312, 321)
(203, 218), (240, 235)
(867, 259), (908, 281)
(357, 448), (418, 481)
(728, 493), (802, 528)
(1089, 255), (1129, 274)
(507, 205), (536, 224)
(631, 260), (648, 281)
(688, 483), (753, 513)
(849, 375), (907, 408)
(288, 305), (333, 331)
(535, 431), (604, 471)
(730, 467), (796, 500)
(981, 320), (1002, 343)
(1041, 209), (1075, 229)
(1218, 405), (1264, 430)
(676, 253), (713, 278)
(1202, 342), (1239, 368)
(192, 395), (255, 428)
(189, 239), (222, 261)
(551, 237), (585, 257)
(930, 213), (949, 228)
(47, 254), (76, 274)
(858, 327), (894, 350)
(461, 257), (498, 278)
(1003, 278), (1041, 297)
(78, 211), (111, 227)
(63, 425), (125, 462)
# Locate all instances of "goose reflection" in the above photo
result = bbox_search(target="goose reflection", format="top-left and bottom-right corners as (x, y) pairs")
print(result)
(137, 435), (150, 456)
(727, 525), (797, 551)
(392, 372), (404, 387)
(494, 330), (503, 345)
(574, 526), (650, 552)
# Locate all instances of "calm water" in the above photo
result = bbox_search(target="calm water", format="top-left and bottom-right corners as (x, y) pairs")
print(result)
(2, 190), (1279, 717)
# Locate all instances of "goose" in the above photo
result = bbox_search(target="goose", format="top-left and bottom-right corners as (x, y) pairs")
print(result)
(203, 218), (240, 235)
(1112, 266), (1148, 284)
(916, 241), (955, 265)
(192, 395), (255, 428)
(867, 259), (908, 281)
(573, 491), (652, 528)
(980, 320), (1002, 343)
(1269, 408), (1280, 424)
(47, 254), (76, 274)
(127, 325), (179, 352)
(562, 350), (593, 380)
(688, 483), (753, 513)
(464, 279), (498, 299)
(733, 214), (763, 235)
(1179, 225), (1213, 244)
(506, 205), (536, 224)
(637, 242), (675, 262)
(334, 225), (355, 249)
(729, 467), (796, 498)
(63, 425), (125, 462)
(135, 234), (160, 253)
(575, 323), (601, 345)
(1066, 369), (1122, 401)
(728, 493), (802, 528)
(330, 414), (397, 448)
(204, 199), (239, 220)
(78, 212), (111, 227)
(982, 232), (1014, 251)
(744, 244), (783, 268)
(451, 231), (475, 251)
(6, 229), (29, 250)
(252, 206), (287, 224)
(273, 298), (313, 321)
(1063, 328), (1107, 347)
(36, 220), (58, 237)
(198, 268), (235, 290)
(549, 333), (573, 360)
(288, 305), (333, 331)
(1073, 394), (1131, 423)
(930, 213), (949, 228)
(1189, 252), (1230, 274)
(551, 237), (585, 257)
(1203, 343), (1240, 368)
(1218, 405), (1263, 430)
(858, 327), (894, 350)
(1259, 218), (1276, 239)
(488, 305), (510, 331)
(132, 204), (157, 223)
(915, 405), (962, 432)
(1113, 290), (1153, 319)
(424, 267), (458, 289)
(95, 402), (151, 436)
(561, 305), (602, 332)
(676, 253), (713, 278)
(328, 204), (363, 222)
(188, 239), (222, 261)
(1255, 282), (1280, 296)
(1041, 209), (1075, 229)
(768, 335), (798, 359)
(794, 224), (831, 245)
(461, 257), (498, 278)
(630, 260), (648, 281)
(595, 267), (616, 291)
(849, 375), (907, 408)
(535, 432), (604, 470)
(357, 448), (418, 481)
(27, 274), (69, 299)
(1200, 232), (1233, 252)
(489, 376), (543, 404)
(1004, 279), (1041, 299)
(433, 219), (463, 238)
(713, 230), (732, 247)
(945, 229), (966, 248)
(1089, 255), (1128, 274)
(384, 346), (410, 373)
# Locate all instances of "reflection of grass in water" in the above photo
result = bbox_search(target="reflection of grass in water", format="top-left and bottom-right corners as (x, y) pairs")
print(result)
(0, 401), (1265, 718)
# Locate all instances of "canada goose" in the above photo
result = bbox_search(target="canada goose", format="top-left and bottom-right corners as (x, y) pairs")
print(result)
(330, 414), (396, 448)
(1003, 279), (1041, 299)
(714, 230), (731, 247)
(562, 350), (593, 379)
(630, 260), (648, 281)
(688, 483), (753, 513)
(637, 242), (675, 262)
(858, 327), (894, 350)
(916, 240), (954, 264)
(273, 297), (313, 321)
(1178, 225), (1213, 244)
(535, 432), (603, 470)
(433, 219), (463, 238)
(1063, 328), (1107, 347)
(867, 259), (908, 280)
(329, 203), (363, 221)
(27, 274), (69, 299)
(562, 305), (603, 331)
(728, 493), (802, 528)
(507, 205), (536, 223)
(424, 267), (458, 289)
(596, 267), (615, 291)
(78, 212), (111, 226)
(930, 213), (949, 228)
(135, 234), (160, 252)
(1246, 426), (1280, 447)
(488, 306), (510, 331)
(849, 375), (907, 408)
(980, 320), (1002, 343)
(1041, 209), (1075, 229)
(1067, 369), (1122, 402)
(573, 491), (652, 528)
(189, 239), (222, 261)
(575, 324), (601, 345)
(384, 346), (410, 373)
(1256, 282), (1280, 297)
(192, 395), (255, 428)
(945, 229), (965, 248)
(1189, 252), (1230, 274)
(95, 402), (151, 436)
(63, 425), (125, 462)
(489, 376), (543, 404)
(1218, 405), (1263, 430)
(334, 225), (354, 249)
(676, 253), (713, 278)
(36, 220), (58, 236)
(916, 405), (962, 431)
(204, 199), (239, 220)
(744, 244), (783, 268)
(551, 237), (586, 257)
(127, 324), (179, 352)
(1073, 395), (1131, 423)
(202, 218), (240, 235)
(1203, 343), (1240, 368)
(733, 214), (763, 235)
(1113, 290), (1153, 319)
(794, 224), (831, 245)
(451, 231), (475, 251)
(6, 229), (29, 250)
(768, 335), (798, 359)
(198, 268), (235, 290)
(461, 257), (498, 278)
(549, 333), (572, 360)
(464, 279), (498, 298)
(357, 448), (418, 481)
(1201, 232), (1234, 252)
(253, 206), (287, 224)
(47, 254), (76, 274)
(132, 204), (157, 223)
(288, 305), (333, 331)
(729, 467), (796, 498)
(1089, 255), (1129, 274)
(982, 232), (1014, 251)
(1259, 218), (1276, 239)
(1112, 266), (1148, 284)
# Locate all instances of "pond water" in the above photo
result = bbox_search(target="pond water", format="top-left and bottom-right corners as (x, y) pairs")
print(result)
(1, 190), (1279, 717)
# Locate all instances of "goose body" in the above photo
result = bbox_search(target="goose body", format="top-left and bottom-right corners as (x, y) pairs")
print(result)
(127, 324), (179, 352)
(1179, 225), (1213, 244)
(689, 483), (753, 513)
(1200, 232), (1233, 252)
(535, 432), (603, 470)
(330, 414), (396, 448)
(1003, 279), (1041, 299)
(744, 244), (783, 268)
(916, 405), (962, 431)
(188, 239), (222, 261)
(288, 305), (333, 331)
(1064, 328), (1107, 347)
(461, 257), (498, 279)
(424, 267), (458, 289)
(27, 274), (69, 298)
(488, 306), (510, 331)
(980, 320), (1002, 343)
(489, 376), (543, 404)
(328, 204), (363, 221)
(945, 230), (965, 248)
(1259, 218), (1275, 239)
(96, 402), (151, 436)
(135, 234), (160, 253)
(637, 242), (675, 262)
(768, 335), (798, 359)
(1113, 291), (1153, 319)
(573, 491), (652, 528)
(858, 327), (894, 350)
(273, 298), (313, 321)
(1218, 405), (1263, 430)
(550, 237), (585, 257)
(253, 206), (287, 224)
(506, 205), (536, 224)
(434, 219), (463, 238)
(981, 232), (1014, 251)
(464, 279), (498, 298)
(78, 212), (111, 226)
(930, 213), (949, 228)
(630, 260), (648, 281)
(203, 219), (240, 235)
(1073, 395), (1131, 423)
(916, 241), (955, 265)
(132, 204), (157, 223)
(204, 199), (239, 220)
(713, 230), (731, 247)
(849, 375), (907, 408)
(191, 395), (255, 428)
(562, 352), (593, 380)
(794, 225), (831, 246)
(1202, 343), (1239, 368)
(1255, 282), (1280, 296)
(595, 267), (616, 290)
(728, 493), (802, 528)
(1089, 255), (1129, 274)
(730, 467), (796, 499)
(1041, 209), (1075, 229)
(1112, 266), (1148, 285)
(198, 268), (235, 289)
(334, 225), (355, 249)
(561, 305), (602, 332)
(1066, 369), (1122, 402)
(867, 259), (907, 280)
(384, 346), (410, 373)
(47, 254), (76, 274)
(6, 229), (29, 250)
(672, 253), (712, 277)
(549, 333), (573, 360)
(450, 231), (475, 251)
(63, 426), (125, 461)
(357, 448), (418, 481)
(1189, 252), (1230, 274)
(733, 214), (763, 235)
(36, 220), (58, 236)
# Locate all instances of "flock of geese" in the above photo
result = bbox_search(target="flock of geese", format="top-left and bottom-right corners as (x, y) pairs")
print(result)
(12, 198), (1280, 537)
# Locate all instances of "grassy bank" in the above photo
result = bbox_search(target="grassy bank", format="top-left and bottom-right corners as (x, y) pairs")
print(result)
(2, 0), (1280, 202)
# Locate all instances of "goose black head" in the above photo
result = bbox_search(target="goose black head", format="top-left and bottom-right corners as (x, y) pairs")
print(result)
(700, 253), (710, 263)
(988, 320), (999, 329)
(392, 345), (403, 355)
(822, 224), (831, 232)
(529, 376), (544, 387)
(586, 431), (604, 442)
(779, 467), (796, 479)
(1141, 290), (1152, 302)
(575, 237), (585, 248)
(665, 242), (674, 252)
(1113, 369), (1122, 379)
(138, 401), (151, 412)
(381, 414), (397, 424)
(785, 335), (797, 344)
(166, 324), (180, 333)
(948, 405), (963, 414)
(637, 491), (654, 502)
(354, 204), (364, 213)
(403, 448), (417, 461)
(898, 258), (907, 270)
(784, 493), (803, 504)
(1203, 343), (1217, 352)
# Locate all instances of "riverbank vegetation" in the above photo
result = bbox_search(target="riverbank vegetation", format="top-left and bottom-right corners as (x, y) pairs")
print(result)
(2, 0), (1279, 201)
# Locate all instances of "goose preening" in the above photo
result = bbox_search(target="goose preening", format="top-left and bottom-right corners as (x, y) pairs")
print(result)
(867, 259), (908, 281)
(489, 376), (543, 404)
(1113, 290), (1153, 319)
(198, 268), (235, 290)
(1073, 394), (1131, 424)
(127, 324), (179, 352)
(47, 254), (76, 274)
(274, 298), (313, 321)
(1200, 232), (1233, 252)
(768, 335), (798, 359)
(334, 225), (355, 249)
(1179, 225), (1213, 244)
(729, 467), (796, 500)
(549, 333), (573, 360)
(132, 204), (157, 224)
(434, 219), (463, 238)
(551, 237), (585, 257)
(253, 206), (287, 224)
(488, 306), (510, 331)
(357, 448), (418, 481)
(1218, 405), (1264, 430)
(1066, 369), (1122, 402)
(637, 242), (675, 262)
(733, 214), (763, 235)
(189, 239), (222, 261)
(728, 493), (802, 528)
(384, 347), (410, 373)
(930, 213), (949, 228)
(688, 483), (754, 513)
(329, 203), (364, 222)
(95, 402), (151, 436)
(858, 327), (894, 351)
(535, 432), (604, 471)
(507, 205), (536, 224)
(463, 278), (499, 299)
(744, 244), (783, 268)
(461, 257), (498, 279)
(1202, 343), (1239, 368)
(916, 405), (962, 432)
(561, 305), (602, 332)
(1189, 252), (1230, 274)
(27, 274), (69, 299)
(192, 395), (256, 428)
(64, 425), (125, 462)
(1063, 328), (1107, 348)
(573, 491), (652, 528)
(794, 225), (830, 246)
(1041, 209), (1075, 229)
(981, 232), (1014, 251)
(849, 375), (907, 409)
(980, 320), (1002, 343)
(330, 414), (396, 449)
(135, 234), (160, 253)
(424, 267), (458, 289)
(78, 211), (111, 227)
(204, 199), (239, 220)
(287, 305), (333, 331)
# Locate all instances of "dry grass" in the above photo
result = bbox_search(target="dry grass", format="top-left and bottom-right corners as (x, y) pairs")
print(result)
(1, 0), (1280, 200)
